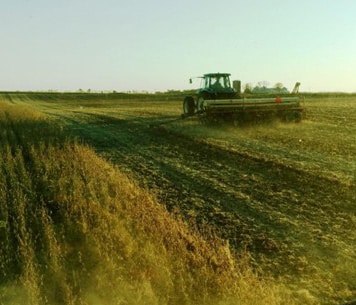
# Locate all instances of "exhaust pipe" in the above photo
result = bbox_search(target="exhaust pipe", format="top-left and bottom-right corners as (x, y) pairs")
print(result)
(233, 80), (241, 94)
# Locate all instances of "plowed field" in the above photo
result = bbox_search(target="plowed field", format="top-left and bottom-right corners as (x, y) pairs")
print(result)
(3, 93), (356, 304)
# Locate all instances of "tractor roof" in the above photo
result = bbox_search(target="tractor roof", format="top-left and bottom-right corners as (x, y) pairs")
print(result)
(203, 73), (231, 77)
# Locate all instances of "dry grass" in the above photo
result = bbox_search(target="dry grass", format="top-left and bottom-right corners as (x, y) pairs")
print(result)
(0, 99), (299, 304)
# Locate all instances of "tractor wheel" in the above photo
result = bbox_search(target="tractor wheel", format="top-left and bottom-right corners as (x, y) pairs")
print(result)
(283, 111), (302, 123)
(183, 97), (195, 116)
(197, 96), (209, 112)
(197, 96), (204, 112)
(197, 92), (212, 112)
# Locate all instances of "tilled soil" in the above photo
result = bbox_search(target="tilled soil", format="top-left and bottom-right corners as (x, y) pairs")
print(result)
(18, 96), (355, 303)
(61, 112), (355, 273)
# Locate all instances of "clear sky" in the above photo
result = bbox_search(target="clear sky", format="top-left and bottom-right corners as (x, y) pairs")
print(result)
(1, 0), (356, 92)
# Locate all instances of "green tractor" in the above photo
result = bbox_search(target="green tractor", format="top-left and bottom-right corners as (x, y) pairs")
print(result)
(182, 72), (303, 122)
(183, 73), (237, 115)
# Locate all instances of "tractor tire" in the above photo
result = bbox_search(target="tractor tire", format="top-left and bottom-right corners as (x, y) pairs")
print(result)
(183, 97), (195, 116)
(197, 92), (212, 112)
(283, 111), (302, 123)
(197, 96), (205, 112)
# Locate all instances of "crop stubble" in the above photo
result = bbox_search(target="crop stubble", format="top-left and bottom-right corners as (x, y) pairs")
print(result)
(4, 93), (356, 303)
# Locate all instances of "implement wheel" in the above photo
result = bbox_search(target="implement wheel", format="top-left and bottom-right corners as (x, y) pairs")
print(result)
(183, 96), (195, 116)
(283, 111), (303, 123)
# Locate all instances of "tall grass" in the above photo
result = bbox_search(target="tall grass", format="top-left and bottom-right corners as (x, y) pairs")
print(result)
(0, 100), (297, 305)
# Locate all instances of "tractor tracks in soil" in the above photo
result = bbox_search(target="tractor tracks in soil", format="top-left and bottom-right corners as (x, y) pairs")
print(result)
(52, 112), (355, 252)
(4, 94), (355, 303)
(41, 108), (356, 282)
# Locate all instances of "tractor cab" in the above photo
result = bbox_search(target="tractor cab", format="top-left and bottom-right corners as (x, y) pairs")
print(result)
(203, 73), (231, 90)
(198, 73), (236, 100)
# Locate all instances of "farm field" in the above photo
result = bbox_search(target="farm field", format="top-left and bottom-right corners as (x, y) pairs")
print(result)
(1, 92), (356, 305)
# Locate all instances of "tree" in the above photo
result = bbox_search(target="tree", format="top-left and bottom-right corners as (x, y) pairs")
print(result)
(244, 83), (253, 93)
(257, 81), (269, 88)
(274, 83), (284, 90)
(274, 82), (289, 93)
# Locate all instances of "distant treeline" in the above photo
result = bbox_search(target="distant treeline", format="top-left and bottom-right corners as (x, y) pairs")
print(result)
(1, 90), (355, 100)
(0, 90), (195, 101)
